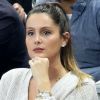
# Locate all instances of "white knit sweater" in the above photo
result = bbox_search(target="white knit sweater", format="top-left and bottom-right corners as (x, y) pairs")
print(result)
(0, 68), (98, 100)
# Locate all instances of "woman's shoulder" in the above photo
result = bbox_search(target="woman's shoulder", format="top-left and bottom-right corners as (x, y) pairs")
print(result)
(69, 72), (98, 99)
(0, 68), (32, 99)
(82, 77), (95, 85)
(69, 71), (96, 85)
(69, 72), (97, 92)
(1, 68), (31, 82)
(67, 71), (95, 85)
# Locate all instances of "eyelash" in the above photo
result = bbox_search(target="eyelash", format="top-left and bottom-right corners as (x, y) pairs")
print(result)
(27, 31), (34, 36)
(42, 31), (51, 36)
(27, 30), (51, 37)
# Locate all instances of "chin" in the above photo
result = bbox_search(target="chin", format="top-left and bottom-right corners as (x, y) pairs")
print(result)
(31, 54), (47, 58)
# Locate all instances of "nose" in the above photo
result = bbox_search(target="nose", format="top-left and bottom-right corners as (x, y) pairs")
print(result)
(34, 34), (42, 45)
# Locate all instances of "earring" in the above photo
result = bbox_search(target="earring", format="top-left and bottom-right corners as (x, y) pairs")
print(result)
(61, 43), (66, 47)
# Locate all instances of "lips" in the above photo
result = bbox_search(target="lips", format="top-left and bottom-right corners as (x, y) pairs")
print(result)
(33, 48), (44, 52)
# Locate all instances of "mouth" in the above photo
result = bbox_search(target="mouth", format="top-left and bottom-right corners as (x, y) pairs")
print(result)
(33, 48), (44, 53)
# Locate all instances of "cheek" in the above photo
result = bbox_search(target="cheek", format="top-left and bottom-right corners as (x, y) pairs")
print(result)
(26, 38), (33, 53)
(26, 38), (30, 49)
(47, 37), (62, 50)
(26, 45), (33, 58)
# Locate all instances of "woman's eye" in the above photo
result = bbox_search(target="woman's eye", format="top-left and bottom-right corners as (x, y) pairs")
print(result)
(43, 31), (51, 36)
(27, 31), (34, 36)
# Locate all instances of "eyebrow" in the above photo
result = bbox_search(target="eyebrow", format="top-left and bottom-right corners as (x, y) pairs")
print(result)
(26, 26), (53, 30)
(26, 27), (33, 30)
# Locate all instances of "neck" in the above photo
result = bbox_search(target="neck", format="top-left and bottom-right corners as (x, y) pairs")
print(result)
(48, 57), (67, 83)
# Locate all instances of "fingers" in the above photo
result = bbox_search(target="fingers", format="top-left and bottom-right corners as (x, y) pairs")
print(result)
(31, 57), (49, 63)
(29, 57), (49, 71)
(13, 3), (23, 13)
(29, 60), (33, 66)
(29, 57), (49, 70)
(13, 3), (26, 21)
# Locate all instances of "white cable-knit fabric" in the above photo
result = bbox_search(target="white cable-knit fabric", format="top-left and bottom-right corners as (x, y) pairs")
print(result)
(0, 68), (98, 100)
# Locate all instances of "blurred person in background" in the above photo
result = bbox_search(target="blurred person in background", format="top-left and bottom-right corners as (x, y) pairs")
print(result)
(7, 0), (36, 23)
(0, 0), (29, 78)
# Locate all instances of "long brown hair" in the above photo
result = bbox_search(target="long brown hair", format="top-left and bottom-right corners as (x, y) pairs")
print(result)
(27, 3), (91, 86)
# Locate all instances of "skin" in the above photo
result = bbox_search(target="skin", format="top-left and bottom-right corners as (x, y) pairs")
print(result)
(60, 0), (76, 14)
(26, 13), (64, 60)
(13, 3), (26, 22)
(26, 13), (70, 100)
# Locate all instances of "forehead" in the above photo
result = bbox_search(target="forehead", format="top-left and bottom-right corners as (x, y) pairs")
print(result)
(26, 13), (59, 29)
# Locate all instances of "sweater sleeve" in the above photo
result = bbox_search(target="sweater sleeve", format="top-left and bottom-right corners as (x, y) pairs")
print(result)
(0, 68), (28, 100)
(0, 71), (13, 100)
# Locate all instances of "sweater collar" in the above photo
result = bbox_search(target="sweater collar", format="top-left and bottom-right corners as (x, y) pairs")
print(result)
(51, 72), (79, 99)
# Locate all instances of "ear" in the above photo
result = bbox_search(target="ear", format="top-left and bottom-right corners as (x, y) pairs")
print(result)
(61, 32), (70, 47)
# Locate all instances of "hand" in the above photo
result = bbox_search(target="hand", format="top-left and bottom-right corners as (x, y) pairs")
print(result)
(29, 57), (49, 81)
(13, 3), (26, 22)
(29, 57), (51, 91)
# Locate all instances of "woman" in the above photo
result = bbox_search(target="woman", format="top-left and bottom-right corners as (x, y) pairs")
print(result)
(0, 3), (98, 100)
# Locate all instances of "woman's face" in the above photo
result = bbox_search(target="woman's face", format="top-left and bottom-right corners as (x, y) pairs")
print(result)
(26, 13), (68, 60)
